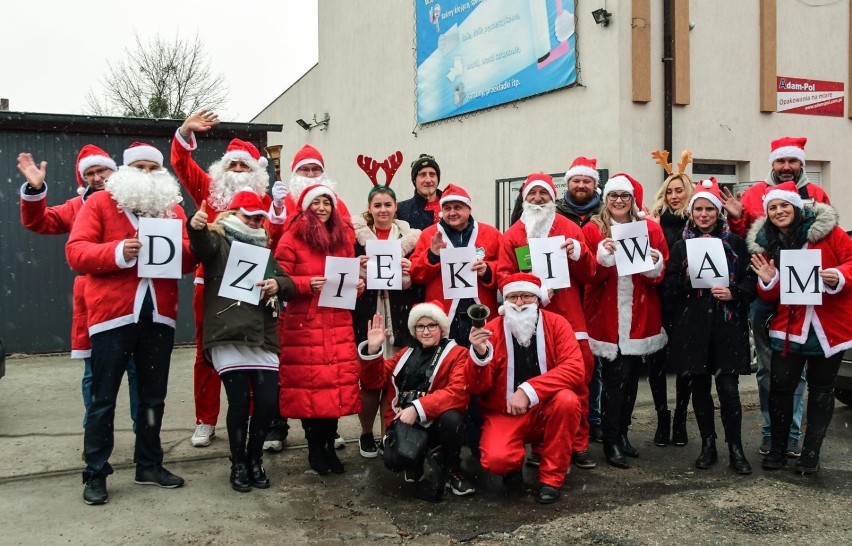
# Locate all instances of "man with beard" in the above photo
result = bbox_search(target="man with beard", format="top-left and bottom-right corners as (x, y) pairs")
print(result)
(18, 146), (139, 431)
(723, 137), (830, 458)
(496, 173), (597, 470)
(555, 156), (602, 228)
(67, 142), (197, 505)
(467, 273), (585, 504)
(397, 153), (442, 230)
(172, 110), (281, 449)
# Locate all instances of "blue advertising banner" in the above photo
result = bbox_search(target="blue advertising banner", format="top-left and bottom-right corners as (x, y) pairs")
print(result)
(416, 0), (577, 124)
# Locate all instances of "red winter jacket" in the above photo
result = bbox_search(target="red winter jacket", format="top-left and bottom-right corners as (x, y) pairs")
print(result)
(748, 203), (852, 357)
(65, 190), (197, 335)
(409, 221), (502, 324)
(359, 340), (469, 429)
(274, 226), (361, 419)
(728, 179), (830, 238)
(20, 185), (91, 357)
(496, 214), (595, 338)
(581, 219), (668, 360)
(466, 310), (585, 414)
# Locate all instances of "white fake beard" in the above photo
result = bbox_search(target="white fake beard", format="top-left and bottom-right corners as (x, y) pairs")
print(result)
(288, 173), (336, 202)
(106, 166), (183, 218)
(207, 162), (269, 212)
(504, 302), (539, 347)
(521, 201), (556, 239)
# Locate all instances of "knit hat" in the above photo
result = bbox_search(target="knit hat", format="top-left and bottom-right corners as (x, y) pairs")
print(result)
(521, 173), (556, 201)
(227, 187), (271, 219)
(298, 184), (337, 211)
(76, 144), (118, 196)
(602, 173), (645, 217)
(410, 153), (441, 184)
(222, 139), (268, 170)
(407, 300), (450, 337)
(439, 183), (472, 208)
(769, 136), (807, 166)
(291, 144), (325, 173)
(499, 272), (543, 299)
(564, 156), (599, 185)
(763, 181), (803, 213)
(123, 142), (164, 168)
(688, 177), (722, 211)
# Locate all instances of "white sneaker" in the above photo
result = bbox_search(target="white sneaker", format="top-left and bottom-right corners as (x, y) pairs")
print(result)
(191, 424), (215, 447)
(334, 433), (346, 450)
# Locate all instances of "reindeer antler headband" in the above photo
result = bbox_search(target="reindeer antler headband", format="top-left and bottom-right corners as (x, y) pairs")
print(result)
(358, 151), (403, 199)
(651, 148), (694, 183)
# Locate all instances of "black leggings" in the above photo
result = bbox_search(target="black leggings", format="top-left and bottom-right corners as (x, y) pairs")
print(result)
(221, 369), (279, 461)
(601, 354), (642, 444)
(691, 373), (742, 442)
(769, 351), (842, 454)
(647, 350), (692, 415)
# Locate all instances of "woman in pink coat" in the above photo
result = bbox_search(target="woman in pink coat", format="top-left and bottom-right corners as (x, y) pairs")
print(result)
(275, 185), (363, 475)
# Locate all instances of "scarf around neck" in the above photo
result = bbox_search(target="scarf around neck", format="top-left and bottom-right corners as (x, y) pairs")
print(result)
(219, 214), (268, 247)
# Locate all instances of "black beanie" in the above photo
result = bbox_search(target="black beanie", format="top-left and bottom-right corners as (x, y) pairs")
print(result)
(410, 154), (441, 184)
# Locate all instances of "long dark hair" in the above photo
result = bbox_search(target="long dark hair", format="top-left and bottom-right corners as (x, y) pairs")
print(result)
(293, 205), (350, 255)
(763, 207), (806, 261)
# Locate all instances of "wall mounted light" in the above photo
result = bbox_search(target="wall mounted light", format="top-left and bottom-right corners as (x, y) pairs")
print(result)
(592, 8), (612, 27)
(295, 113), (330, 131)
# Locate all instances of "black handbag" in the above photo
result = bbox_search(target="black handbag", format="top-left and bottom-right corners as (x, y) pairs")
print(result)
(383, 419), (429, 472)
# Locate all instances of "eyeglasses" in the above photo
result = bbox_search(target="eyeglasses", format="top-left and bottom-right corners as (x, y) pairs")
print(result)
(606, 193), (633, 202)
(505, 293), (538, 303)
(414, 323), (440, 333)
(83, 167), (111, 180)
(296, 165), (323, 175)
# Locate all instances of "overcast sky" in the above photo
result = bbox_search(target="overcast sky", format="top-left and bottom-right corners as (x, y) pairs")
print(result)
(1, 0), (318, 121)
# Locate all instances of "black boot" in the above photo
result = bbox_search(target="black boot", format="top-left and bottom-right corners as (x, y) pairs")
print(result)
(247, 458), (270, 488)
(229, 459), (252, 492)
(728, 442), (752, 475)
(619, 434), (638, 458)
(796, 389), (834, 475)
(671, 409), (688, 447)
(695, 437), (718, 469)
(325, 436), (345, 474)
(654, 410), (671, 447)
(305, 424), (331, 475)
(603, 442), (629, 469)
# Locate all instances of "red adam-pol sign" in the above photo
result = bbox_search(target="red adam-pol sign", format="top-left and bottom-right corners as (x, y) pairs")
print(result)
(777, 76), (845, 117)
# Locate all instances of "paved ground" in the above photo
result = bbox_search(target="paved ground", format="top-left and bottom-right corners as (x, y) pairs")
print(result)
(0, 347), (850, 545)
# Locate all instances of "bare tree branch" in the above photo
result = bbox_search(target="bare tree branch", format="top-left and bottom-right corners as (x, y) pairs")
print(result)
(84, 31), (229, 119)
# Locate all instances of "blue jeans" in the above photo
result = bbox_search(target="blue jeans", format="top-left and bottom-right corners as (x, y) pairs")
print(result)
(82, 357), (139, 432)
(83, 321), (174, 480)
(750, 299), (805, 440)
(588, 358), (603, 426)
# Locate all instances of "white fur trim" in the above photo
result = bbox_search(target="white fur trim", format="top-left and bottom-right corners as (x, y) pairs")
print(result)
(503, 312), (547, 403)
(407, 302), (450, 337)
(688, 191), (722, 212)
(641, 249), (665, 279)
(173, 128), (197, 151)
(78, 155), (118, 179)
(20, 182), (47, 201)
(564, 166), (599, 184)
(763, 190), (803, 213)
(300, 186), (337, 210)
(502, 281), (542, 299)
(412, 399), (427, 424)
(822, 267), (844, 294)
(70, 349), (91, 359)
(123, 145), (163, 167)
(357, 340), (383, 360)
(567, 238), (581, 261)
(602, 175), (633, 198)
(588, 338), (618, 361)
(439, 194), (472, 208)
(522, 180), (555, 201)
(240, 207), (270, 220)
(758, 269), (780, 291)
(596, 240), (616, 267)
(222, 150), (268, 170)
(469, 342), (493, 365)
(518, 382), (539, 407)
(769, 146), (805, 166)
(115, 241), (136, 269)
(292, 158), (324, 172)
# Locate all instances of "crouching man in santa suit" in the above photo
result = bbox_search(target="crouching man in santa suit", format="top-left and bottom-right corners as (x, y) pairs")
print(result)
(467, 273), (585, 504)
(67, 142), (198, 506)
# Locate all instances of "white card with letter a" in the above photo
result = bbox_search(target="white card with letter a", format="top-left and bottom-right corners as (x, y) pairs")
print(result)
(686, 238), (729, 288)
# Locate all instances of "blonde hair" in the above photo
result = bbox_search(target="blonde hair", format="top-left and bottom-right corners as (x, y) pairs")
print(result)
(651, 173), (694, 218)
(589, 202), (643, 238)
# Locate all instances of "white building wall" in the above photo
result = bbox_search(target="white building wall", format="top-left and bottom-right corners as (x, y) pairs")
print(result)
(255, 0), (852, 228)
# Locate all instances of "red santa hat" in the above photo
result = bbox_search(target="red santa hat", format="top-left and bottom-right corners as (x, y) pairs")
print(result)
(407, 300), (450, 337)
(227, 187), (271, 219)
(297, 184), (337, 211)
(76, 144), (118, 195)
(123, 141), (164, 167)
(602, 173), (645, 218)
(222, 139), (268, 170)
(499, 272), (543, 300)
(564, 156), (599, 185)
(521, 173), (556, 201)
(688, 177), (722, 211)
(769, 136), (806, 166)
(439, 183), (472, 208)
(763, 181), (804, 213)
(291, 144), (325, 173)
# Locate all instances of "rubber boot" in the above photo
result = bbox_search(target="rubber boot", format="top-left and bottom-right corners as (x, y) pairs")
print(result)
(654, 410), (672, 447)
(728, 442), (752, 475)
(695, 436), (718, 469)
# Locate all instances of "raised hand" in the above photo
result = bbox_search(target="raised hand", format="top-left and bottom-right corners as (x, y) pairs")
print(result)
(366, 313), (387, 353)
(720, 187), (743, 219)
(190, 200), (209, 230)
(430, 231), (446, 255)
(179, 109), (220, 138)
(17, 153), (47, 190)
(469, 326), (492, 356)
(750, 254), (777, 283)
